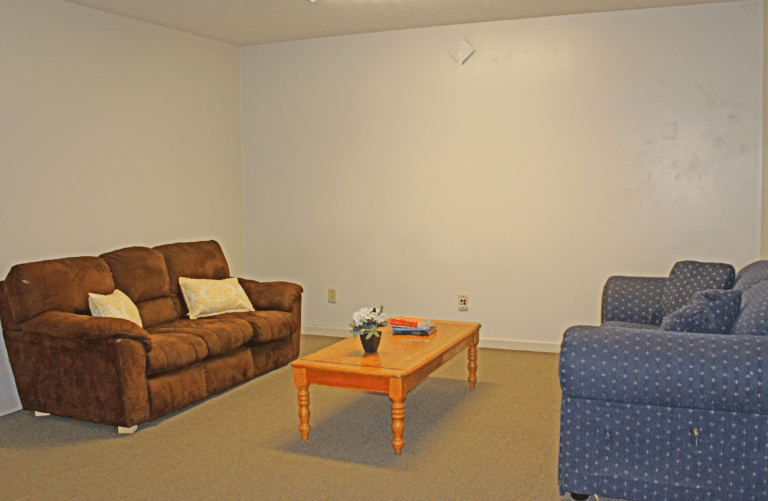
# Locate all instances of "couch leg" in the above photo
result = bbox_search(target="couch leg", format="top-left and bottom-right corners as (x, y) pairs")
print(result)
(571, 494), (589, 501)
(118, 425), (137, 434)
(34, 411), (50, 417)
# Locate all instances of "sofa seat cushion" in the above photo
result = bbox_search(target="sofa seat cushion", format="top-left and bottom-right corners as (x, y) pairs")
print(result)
(217, 310), (295, 344)
(660, 261), (735, 317)
(144, 317), (254, 375)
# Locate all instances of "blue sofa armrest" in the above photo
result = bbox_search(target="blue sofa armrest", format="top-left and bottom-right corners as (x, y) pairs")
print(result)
(600, 276), (666, 326)
(559, 325), (768, 414)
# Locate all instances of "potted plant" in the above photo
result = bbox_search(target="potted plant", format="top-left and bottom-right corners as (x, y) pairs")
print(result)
(349, 306), (386, 353)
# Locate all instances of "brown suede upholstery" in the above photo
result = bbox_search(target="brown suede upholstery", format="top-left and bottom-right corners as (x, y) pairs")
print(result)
(4, 257), (114, 328)
(0, 240), (303, 429)
(155, 240), (230, 318)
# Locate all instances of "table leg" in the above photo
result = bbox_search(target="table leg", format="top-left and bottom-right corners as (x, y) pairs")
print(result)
(293, 368), (311, 440)
(468, 343), (478, 389)
(389, 378), (406, 454)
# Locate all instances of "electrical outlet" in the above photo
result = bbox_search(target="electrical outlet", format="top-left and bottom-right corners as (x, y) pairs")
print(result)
(459, 294), (468, 311)
(328, 288), (337, 303)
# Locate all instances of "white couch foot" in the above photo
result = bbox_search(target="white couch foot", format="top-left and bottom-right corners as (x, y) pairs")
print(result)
(34, 411), (50, 417)
(118, 425), (137, 434)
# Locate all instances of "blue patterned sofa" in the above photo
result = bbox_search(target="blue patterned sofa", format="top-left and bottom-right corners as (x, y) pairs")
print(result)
(558, 260), (768, 501)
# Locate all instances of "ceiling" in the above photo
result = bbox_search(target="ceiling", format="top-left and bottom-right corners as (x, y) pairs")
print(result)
(61, 0), (744, 47)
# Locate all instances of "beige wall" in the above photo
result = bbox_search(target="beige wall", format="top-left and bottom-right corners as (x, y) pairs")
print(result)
(241, 1), (763, 350)
(0, 0), (244, 414)
(763, 0), (768, 257)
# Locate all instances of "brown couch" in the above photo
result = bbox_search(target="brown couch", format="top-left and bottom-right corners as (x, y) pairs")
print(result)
(0, 240), (302, 432)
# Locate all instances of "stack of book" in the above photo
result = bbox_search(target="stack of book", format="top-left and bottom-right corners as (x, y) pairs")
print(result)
(388, 316), (436, 336)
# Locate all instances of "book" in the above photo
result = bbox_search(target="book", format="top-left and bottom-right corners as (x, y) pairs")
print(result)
(391, 325), (436, 336)
(389, 316), (431, 328)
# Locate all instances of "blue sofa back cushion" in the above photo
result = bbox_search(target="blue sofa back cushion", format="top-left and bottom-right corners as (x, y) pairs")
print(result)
(732, 260), (768, 292)
(660, 260), (735, 317)
(660, 289), (742, 334)
(731, 279), (768, 335)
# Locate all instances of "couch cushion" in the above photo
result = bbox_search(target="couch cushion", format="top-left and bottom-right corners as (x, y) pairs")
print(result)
(100, 246), (178, 329)
(144, 317), (253, 375)
(3, 256), (114, 327)
(660, 261), (735, 317)
(179, 277), (254, 319)
(100, 247), (171, 303)
(88, 289), (143, 327)
(217, 310), (295, 344)
(660, 289), (741, 334)
(730, 280), (768, 336)
(144, 329), (208, 376)
(154, 240), (230, 318)
(733, 260), (768, 293)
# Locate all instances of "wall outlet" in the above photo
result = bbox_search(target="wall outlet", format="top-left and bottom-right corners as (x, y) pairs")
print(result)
(328, 288), (337, 303)
(459, 294), (468, 311)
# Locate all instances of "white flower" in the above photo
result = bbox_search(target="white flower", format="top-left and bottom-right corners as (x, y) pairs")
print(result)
(349, 305), (386, 338)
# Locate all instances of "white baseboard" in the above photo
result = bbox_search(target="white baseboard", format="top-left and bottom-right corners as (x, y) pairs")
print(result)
(301, 325), (561, 353)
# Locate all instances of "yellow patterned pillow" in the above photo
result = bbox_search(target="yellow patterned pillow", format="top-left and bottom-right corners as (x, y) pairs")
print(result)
(88, 289), (143, 327)
(178, 277), (255, 319)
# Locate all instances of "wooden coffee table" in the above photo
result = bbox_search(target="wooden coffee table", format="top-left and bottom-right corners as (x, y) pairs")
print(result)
(291, 320), (480, 453)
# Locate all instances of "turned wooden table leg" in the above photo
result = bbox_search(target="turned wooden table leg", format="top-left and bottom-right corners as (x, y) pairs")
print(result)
(389, 378), (406, 454)
(293, 368), (311, 440)
(467, 343), (478, 389)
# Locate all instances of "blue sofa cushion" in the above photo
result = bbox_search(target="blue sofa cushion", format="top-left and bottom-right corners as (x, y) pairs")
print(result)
(733, 260), (768, 292)
(731, 279), (768, 335)
(660, 289), (741, 334)
(660, 260), (735, 317)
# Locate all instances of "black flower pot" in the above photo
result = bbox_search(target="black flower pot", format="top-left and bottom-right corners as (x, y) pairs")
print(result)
(359, 332), (381, 353)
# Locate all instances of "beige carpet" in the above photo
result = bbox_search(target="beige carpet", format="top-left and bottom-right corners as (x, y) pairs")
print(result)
(0, 335), (630, 501)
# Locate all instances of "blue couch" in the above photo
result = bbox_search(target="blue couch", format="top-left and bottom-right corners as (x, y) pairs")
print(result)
(558, 260), (768, 500)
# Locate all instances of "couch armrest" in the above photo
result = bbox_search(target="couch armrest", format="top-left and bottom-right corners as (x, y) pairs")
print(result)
(601, 276), (666, 326)
(559, 325), (768, 414)
(22, 311), (152, 350)
(238, 278), (303, 312)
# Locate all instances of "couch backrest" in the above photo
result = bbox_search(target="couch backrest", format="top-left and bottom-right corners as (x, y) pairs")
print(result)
(100, 246), (178, 329)
(0, 240), (233, 331)
(2, 256), (115, 329)
(660, 260), (735, 317)
(154, 240), (230, 319)
(732, 260), (768, 293)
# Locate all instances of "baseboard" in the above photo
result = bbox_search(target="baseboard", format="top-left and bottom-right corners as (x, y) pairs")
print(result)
(301, 325), (561, 353)
(478, 337), (561, 353)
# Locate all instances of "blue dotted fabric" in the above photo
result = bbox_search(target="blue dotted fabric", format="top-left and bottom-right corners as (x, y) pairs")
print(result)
(660, 289), (742, 334)
(560, 325), (767, 414)
(731, 280), (768, 336)
(733, 260), (768, 293)
(660, 261), (736, 317)
(558, 397), (768, 500)
(601, 276), (666, 325)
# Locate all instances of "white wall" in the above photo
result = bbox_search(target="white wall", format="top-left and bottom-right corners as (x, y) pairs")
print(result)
(241, 2), (763, 350)
(0, 0), (244, 415)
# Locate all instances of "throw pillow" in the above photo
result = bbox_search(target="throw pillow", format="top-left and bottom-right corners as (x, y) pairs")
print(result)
(88, 289), (143, 327)
(660, 261), (736, 317)
(660, 289), (741, 334)
(730, 279), (768, 336)
(178, 277), (255, 319)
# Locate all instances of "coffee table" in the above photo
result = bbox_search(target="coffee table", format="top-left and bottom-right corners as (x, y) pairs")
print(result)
(291, 320), (480, 453)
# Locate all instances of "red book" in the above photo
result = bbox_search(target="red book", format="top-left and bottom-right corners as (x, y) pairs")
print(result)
(389, 316), (431, 328)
